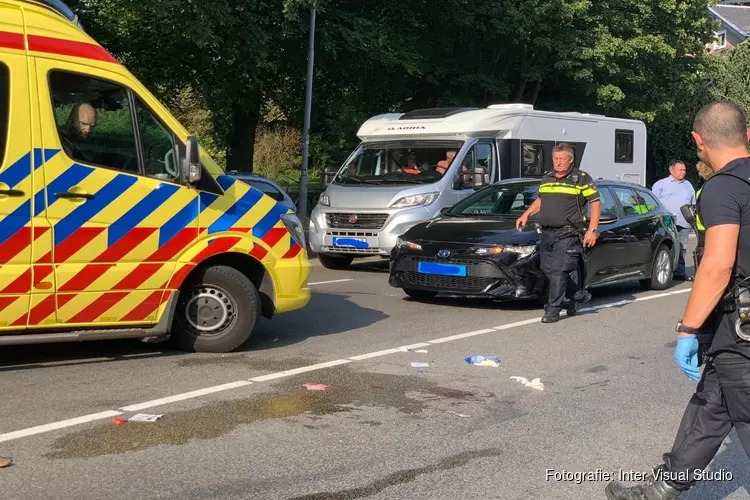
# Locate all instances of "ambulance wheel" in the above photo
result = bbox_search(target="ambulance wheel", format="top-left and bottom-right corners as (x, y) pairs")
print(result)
(403, 288), (438, 301)
(640, 244), (673, 291)
(173, 265), (261, 353)
(318, 254), (353, 269)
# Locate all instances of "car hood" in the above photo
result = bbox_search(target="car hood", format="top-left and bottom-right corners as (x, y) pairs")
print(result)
(401, 216), (541, 246)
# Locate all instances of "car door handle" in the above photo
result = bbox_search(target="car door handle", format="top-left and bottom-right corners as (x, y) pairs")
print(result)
(55, 191), (94, 200)
(0, 189), (25, 197)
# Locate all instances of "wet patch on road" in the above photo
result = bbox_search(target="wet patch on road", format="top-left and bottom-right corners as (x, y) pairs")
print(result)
(283, 448), (504, 500)
(176, 355), (318, 371)
(46, 365), (496, 459)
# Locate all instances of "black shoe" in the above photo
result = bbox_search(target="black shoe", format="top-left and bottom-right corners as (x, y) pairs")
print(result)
(605, 472), (683, 500)
(566, 292), (592, 317)
(541, 311), (560, 323)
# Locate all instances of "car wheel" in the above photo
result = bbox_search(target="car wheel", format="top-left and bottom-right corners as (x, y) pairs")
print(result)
(318, 254), (354, 270)
(403, 288), (438, 301)
(641, 245), (673, 291)
(173, 265), (261, 353)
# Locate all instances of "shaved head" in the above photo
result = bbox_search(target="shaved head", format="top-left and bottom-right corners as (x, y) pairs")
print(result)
(693, 101), (747, 149)
(65, 103), (97, 141)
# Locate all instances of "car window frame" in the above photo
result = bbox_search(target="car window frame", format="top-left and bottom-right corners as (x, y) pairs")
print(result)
(610, 186), (642, 219)
(585, 185), (622, 219)
(633, 188), (660, 215)
(0, 62), (9, 169)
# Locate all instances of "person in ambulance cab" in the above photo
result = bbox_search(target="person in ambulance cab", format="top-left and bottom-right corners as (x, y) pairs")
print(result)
(59, 103), (97, 161)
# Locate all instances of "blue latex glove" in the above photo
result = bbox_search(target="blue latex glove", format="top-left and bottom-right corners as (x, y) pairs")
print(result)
(675, 335), (701, 381)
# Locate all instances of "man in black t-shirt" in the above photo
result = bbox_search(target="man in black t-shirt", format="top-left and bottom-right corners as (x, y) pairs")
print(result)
(606, 101), (750, 499)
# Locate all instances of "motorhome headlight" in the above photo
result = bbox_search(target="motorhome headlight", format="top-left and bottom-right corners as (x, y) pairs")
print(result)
(281, 214), (306, 250)
(396, 237), (422, 251)
(475, 244), (537, 258)
(389, 192), (439, 208)
(319, 193), (330, 206)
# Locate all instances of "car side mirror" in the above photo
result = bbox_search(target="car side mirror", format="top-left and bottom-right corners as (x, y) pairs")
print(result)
(460, 167), (488, 189)
(184, 136), (202, 184)
(599, 212), (619, 225)
(680, 205), (696, 227)
(440, 206), (451, 215)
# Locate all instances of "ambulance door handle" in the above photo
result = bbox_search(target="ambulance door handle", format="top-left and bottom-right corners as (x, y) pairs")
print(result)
(0, 189), (25, 197)
(55, 191), (94, 200)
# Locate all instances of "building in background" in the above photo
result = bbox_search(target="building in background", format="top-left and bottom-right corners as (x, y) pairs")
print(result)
(708, 2), (750, 52)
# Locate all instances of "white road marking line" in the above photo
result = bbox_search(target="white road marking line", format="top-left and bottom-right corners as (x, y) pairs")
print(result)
(0, 286), (694, 444)
(428, 329), (497, 344)
(249, 359), (352, 382)
(308, 279), (354, 286)
(120, 381), (253, 412)
(0, 410), (123, 444)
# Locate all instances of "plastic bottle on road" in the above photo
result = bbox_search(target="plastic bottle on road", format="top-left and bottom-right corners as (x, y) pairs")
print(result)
(465, 355), (500, 364)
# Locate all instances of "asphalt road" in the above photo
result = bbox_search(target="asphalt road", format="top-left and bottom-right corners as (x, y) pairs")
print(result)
(1, 237), (749, 500)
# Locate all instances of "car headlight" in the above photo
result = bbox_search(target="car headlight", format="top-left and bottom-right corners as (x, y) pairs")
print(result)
(281, 214), (306, 250)
(389, 192), (439, 208)
(474, 244), (537, 258)
(319, 193), (330, 206)
(396, 237), (422, 251)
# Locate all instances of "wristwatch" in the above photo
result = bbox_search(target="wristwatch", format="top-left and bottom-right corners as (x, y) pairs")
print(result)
(587, 228), (598, 234)
(676, 320), (701, 335)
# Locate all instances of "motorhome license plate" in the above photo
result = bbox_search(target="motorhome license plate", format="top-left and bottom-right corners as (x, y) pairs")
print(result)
(417, 262), (467, 277)
(332, 237), (369, 249)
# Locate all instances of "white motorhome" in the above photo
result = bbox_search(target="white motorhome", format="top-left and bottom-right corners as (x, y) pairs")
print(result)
(309, 104), (647, 269)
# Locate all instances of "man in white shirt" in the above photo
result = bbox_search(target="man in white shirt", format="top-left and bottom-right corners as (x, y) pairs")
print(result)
(651, 160), (696, 281)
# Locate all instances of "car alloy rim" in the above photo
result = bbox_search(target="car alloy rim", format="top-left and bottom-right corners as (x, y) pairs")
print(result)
(656, 250), (670, 284)
(184, 286), (237, 335)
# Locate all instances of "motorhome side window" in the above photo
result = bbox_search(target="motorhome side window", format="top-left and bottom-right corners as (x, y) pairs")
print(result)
(49, 71), (139, 174)
(614, 130), (634, 163)
(522, 142), (544, 176)
(0, 63), (8, 168)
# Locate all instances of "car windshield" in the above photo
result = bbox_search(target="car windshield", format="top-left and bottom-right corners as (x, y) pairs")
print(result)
(333, 140), (465, 186)
(448, 182), (540, 217)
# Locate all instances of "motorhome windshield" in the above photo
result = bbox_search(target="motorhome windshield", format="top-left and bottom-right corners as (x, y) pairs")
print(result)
(448, 182), (540, 217)
(334, 140), (464, 186)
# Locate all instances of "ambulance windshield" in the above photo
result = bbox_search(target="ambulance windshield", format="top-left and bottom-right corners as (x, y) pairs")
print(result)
(334, 140), (464, 186)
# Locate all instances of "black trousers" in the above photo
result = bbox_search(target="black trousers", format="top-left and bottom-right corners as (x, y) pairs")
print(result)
(540, 229), (584, 313)
(662, 351), (750, 490)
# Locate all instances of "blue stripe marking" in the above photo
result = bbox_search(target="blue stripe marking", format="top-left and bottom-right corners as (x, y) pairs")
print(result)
(208, 188), (264, 235)
(45, 163), (95, 207)
(217, 175), (236, 191)
(0, 200), (31, 245)
(200, 192), (219, 213)
(252, 202), (289, 240)
(33, 148), (60, 171)
(34, 190), (46, 217)
(54, 174), (139, 246)
(108, 183), (180, 247)
(0, 153), (31, 188)
(159, 199), (199, 247)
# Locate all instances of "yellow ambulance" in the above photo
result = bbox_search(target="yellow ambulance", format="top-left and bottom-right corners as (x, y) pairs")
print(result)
(0, 0), (312, 352)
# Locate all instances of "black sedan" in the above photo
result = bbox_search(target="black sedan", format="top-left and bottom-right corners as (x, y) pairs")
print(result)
(388, 178), (681, 301)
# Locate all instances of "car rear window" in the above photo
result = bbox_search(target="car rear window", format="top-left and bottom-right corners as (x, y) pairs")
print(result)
(0, 63), (8, 168)
(248, 180), (286, 202)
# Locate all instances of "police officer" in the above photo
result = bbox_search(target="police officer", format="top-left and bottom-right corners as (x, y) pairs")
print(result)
(516, 142), (601, 323)
(606, 101), (750, 500)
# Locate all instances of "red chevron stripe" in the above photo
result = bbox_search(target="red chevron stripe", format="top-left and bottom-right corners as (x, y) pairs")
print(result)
(228, 227), (251, 233)
(0, 228), (32, 265)
(0, 296), (21, 314)
(113, 263), (163, 291)
(27, 34), (119, 65)
(249, 244), (268, 261)
(37, 227), (104, 264)
(262, 227), (287, 247)
(67, 291), (129, 324)
(146, 227), (201, 262)
(120, 290), (165, 322)
(282, 242), (302, 259)
(59, 227), (157, 293)
(167, 264), (195, 289)
(22, 294), (76, 326)
(33, 265), (54, 285)
(34, 226), (50, 239)
(1, 269), (32, 294)
(0, 31), (24, 51)
(190, 237), (241, 264)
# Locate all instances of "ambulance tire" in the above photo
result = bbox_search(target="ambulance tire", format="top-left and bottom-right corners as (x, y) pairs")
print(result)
(173, 265), (261, 353)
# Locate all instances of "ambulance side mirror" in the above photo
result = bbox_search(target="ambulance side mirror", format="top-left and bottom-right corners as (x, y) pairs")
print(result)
(184, 136), (202, 184)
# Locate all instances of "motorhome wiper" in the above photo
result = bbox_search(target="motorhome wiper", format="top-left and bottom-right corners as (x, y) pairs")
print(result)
(379, 179), (421, 184)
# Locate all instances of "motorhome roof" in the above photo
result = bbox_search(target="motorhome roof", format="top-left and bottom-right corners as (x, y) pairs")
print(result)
(357, 104), (643, 141)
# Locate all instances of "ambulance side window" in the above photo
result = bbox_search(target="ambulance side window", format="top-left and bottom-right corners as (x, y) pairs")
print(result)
(49, 71), (139, 174)
(0, 63), (8, 167)
(134, 98), (178, 182)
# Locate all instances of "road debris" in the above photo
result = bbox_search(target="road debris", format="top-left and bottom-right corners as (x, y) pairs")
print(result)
(304, 383), (328, 391)
(415, 349), (428, 353)
(129, 413), (164, 423)
(510, 376), (545, 391)
(448, 411), (471, 418)
(465, 355), (500, 366)
(112, 417), (127, 426)
(0, 457), (12, 468)
(411, 362), (429, 368)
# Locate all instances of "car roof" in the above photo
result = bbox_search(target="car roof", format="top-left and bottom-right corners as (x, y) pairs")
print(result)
(226, 171), (282, 185)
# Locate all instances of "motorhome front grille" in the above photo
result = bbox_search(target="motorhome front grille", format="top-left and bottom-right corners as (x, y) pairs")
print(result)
(396, 257), (504, 279)
(322, 246), (381, 254)
(400, 272), (498, 292)
(326, 213), (389, 229)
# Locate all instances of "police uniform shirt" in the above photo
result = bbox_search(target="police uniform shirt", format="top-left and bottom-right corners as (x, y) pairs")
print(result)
(699, 157), (750, 357)
(538, 168), (600, 228)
